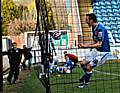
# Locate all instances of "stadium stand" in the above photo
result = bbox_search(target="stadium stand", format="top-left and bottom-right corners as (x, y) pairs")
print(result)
(93, 0), (120, 45)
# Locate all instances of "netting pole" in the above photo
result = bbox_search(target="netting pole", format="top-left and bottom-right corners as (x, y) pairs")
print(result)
(0, 0), (3, 92)
(41, 0), (51, 92)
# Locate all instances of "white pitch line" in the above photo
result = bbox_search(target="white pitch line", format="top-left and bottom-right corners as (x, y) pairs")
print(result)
(93, 69), (120, 77)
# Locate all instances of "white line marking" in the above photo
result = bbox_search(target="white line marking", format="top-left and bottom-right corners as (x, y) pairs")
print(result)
(93, 69), (120, 77)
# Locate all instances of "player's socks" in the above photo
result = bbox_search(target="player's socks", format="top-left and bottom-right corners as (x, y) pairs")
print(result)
(84, 71), (92, 84)
(79, 75), (85, 83)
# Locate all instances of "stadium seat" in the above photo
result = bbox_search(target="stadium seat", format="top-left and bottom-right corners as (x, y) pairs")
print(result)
(109, 17), (116, 21)
(93, 2), (99, 6)
(115, 38), (120, 43)
(102, 17), (109, 21)
(100, 6), (106, 9)
(118, 29), (120, 33)
(110, 21), (117, 25)
(105, 25), (111, 30)
(113, 9), (119, 13)
(105, 1), (111, 5)
(99, 1), (105, 6)
(114, 13), (120, 17)
(108, 13), (114, 17)
(112, 5), (118, 9)
(97, 17), (103, 22)
(93, 6), (100, 10)
(106, 5), (112, 9)
(106, 9), (113, 13)
(101, 9), (107, 13)
(107, 31), (120, 46)
(111, 26), (117, 30)
(111, 1), (117, 5)
(116, 17), (120, 21)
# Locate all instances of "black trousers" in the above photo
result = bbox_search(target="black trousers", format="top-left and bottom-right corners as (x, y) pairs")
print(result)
(7, 63), (20, 82)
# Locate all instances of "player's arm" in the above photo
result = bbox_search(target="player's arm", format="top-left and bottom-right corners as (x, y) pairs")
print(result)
(2, 51), (8, 56)
(79, 41), (102, 48)
(79, 29), (103, 48)
(51, 42), (57, 56)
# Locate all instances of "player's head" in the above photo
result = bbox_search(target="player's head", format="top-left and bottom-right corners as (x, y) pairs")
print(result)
(65, 54), (69, 61)
(12, 42), (17, 49)
(23, 45), (26, 48)
(64, 51), (67, 54)
(86, 13), (97, 27)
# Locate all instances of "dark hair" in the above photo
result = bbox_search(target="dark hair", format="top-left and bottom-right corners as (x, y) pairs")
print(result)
(86, 13), (97, 22)
(65, 54), (69, 57)
(12, 42), (17, 45)
(23, 45), (26, 47)
(64, 51), (67, 54)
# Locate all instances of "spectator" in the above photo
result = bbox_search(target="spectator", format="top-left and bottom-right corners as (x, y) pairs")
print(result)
(22, 45), (32, 70)
(4, 42), (23, 84)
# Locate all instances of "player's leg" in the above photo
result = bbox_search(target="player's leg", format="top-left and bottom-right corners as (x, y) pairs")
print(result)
(22, 58), (26, 70)
(96, 52), (111, 66)
(78, 64), (93, 88)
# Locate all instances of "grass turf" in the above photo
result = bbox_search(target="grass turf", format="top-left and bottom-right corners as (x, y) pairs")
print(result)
(17, 60), (120, 93)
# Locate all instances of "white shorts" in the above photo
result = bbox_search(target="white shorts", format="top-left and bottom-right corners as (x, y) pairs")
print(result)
(86, 49), (112, 67)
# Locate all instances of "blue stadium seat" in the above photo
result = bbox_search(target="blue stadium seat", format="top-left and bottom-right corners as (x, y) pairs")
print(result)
(97, 17), (103, 22)
(110, 21), (117, 25)
(113, 9), (119, 13)
(104, 22), (110, 26)
(93, 6), (100, 10)
(109, 17), (116, 21)
(105, 1), (111, 5)
(115, 38), (120, 43)
(102, 14), (108, 17)
(111, 25), (117, 30)
(111, 30), (118, 34)
(96, 14), (101, 17)
(101, 9), (107, 13)
(113, 33), (119, 38)
(108, 13), (114, 17)
(114, 13), (120, 17)
(93, 2), (99, 6)
(107, 9), (113, 13)
(118, 29), (120, 33)
(95, 10), (101, 15)
(105, 25), (111, 30)
(111, 1), (117, 5)
(99, 2), (105, 6)
(118, 25), (120, 29)
(106, 5), (112, 9)
(102, 17), (109, 21)
(116, 17), (120, 21)
(112, 5), (118, 9)
(100, 6), (106, 9)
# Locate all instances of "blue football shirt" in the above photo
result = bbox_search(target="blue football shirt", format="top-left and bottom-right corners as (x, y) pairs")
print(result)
(93, 23), (110, 52)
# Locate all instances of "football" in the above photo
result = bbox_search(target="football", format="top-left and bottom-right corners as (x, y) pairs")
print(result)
(52, 30), (62, 40)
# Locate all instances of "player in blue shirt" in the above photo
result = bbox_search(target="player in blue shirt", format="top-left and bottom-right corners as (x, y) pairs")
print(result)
(78, 13), (111, 88)
(56, 54), (75, 74)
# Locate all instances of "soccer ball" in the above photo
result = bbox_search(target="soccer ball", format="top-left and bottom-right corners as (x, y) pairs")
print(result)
(52, 30), (62, 40)
(65, 69), (71, 74)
